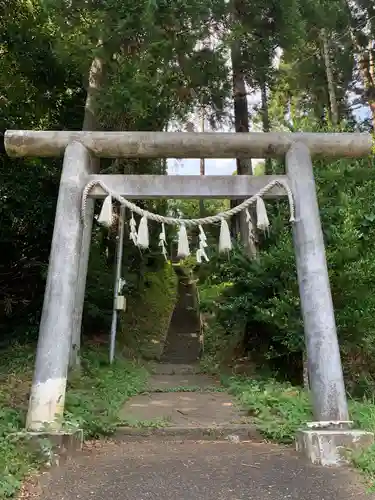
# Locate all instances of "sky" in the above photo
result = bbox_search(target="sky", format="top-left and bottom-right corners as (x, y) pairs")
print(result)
(167, 102), (371, 177)
(167, 87), (263, 176)
(168, 157), (236, 176)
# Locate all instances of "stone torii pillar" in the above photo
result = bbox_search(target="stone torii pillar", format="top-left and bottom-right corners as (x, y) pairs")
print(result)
(27, 141), (93, 431)
(4, 130), (374, 465)
(286, 142), (373, 465)
(286, 142), (349, 421)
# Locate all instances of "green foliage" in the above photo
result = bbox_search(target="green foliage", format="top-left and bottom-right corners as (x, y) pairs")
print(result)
(0, 0), (231, 352)
(2, 0), (375, 491)
(83, 236), (114, 335)
(119, 417), (171, 428)
(0, 344), (148, 497)
(226, 376), (312, 443)
(0, 345), (49, 497)
(119, 263), (177, 360)
(0, 0), (87, 347)
(150, 385), (225, 393)
(65, 349), (148, 437)
(199, 281), (232, 314)
(197, 156), (375, 389)
(225, 375), (375, 484)
(168, 198), (229, 220)
(0, 431), (37, 499)
(43, 0), (231, 129)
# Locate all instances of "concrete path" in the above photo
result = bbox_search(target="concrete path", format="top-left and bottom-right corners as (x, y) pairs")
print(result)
(29, 440), (374, 499)
(118, 368), (258, 440)
(22, 366), (375, 499)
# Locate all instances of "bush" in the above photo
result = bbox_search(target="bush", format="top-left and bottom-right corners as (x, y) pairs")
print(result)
(197, 157), (375, 391)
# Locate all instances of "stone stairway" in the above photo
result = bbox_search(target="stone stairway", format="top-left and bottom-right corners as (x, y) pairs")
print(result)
(160, 265), (202, 364)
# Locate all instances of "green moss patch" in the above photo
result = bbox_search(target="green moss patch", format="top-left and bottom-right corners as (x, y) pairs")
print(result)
(119, 263), (178, 360)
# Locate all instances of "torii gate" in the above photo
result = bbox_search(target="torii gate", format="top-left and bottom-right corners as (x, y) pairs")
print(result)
(4, 130), (374, 465)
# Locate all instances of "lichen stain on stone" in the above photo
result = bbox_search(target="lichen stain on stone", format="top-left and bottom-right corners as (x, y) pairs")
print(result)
(8, 135), (27, 156)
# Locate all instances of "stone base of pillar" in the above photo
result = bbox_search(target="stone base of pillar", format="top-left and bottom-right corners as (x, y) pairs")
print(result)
(13, 429), (83, 466)
(296, 422), (374, 466)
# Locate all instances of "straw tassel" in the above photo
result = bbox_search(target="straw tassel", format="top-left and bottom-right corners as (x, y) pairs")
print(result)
(159, 223), (168, 261)
(98, 195), (113, 227)
(245, 209), (256, 243)
(137, 215), (149, 249)
(256, 196), (270, 232)
(219, 218), (232, 253)
(129, 212), (138, 245)
(196, 225), (209, 263)
(177, 223), (190, 258)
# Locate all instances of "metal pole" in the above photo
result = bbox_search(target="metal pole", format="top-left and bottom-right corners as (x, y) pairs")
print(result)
(109, 204), (125, 363)
(26, 142), (91, 431)
(286, 142), (349, 422)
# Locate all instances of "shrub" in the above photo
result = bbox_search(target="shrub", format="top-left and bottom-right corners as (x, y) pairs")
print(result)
(197, 156), (375, 392)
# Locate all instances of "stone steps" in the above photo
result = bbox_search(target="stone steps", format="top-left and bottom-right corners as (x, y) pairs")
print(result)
(118, 370), (260, 443)
(160, 266), (201, 365)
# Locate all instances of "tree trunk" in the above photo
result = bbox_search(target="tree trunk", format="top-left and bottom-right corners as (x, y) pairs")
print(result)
(321, 28), (339, 126)
(365, 40), (375, 130)
(82, 54), (104, 133)
(354, 41), (375, 129)
(199, 107), (205, 217)
(69, 48), (105, 371)
(344, 2), (375, 129)
(162, 122), (169, 174)
(230, 33), (257, 258)
(260, 80), (272, 174)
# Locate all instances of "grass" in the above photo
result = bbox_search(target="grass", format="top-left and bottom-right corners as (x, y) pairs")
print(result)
(64, 348), (148, 438)
(148, 385), (226, 393)
(0, 345), (37, 498)
(119, 417), (172, 428)
(223, 375), (375, 486)
(223, 376), (312, 443)
(0, 343), (149, 498)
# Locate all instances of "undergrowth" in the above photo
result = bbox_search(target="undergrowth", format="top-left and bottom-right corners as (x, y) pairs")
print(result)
(119, 417), (171, 428)
(64, 348), (148, 438)
(0, 343), (148, 498)
(223, 375), (375, 486)
(149, 385), (225, 393)
(0, 345), (36, 498)
(223, 376), (312, 443)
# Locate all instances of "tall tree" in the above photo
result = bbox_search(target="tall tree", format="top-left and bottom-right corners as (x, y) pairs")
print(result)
(70, 46), (106, 370)
(199, 104), (206, 217)
(345, 0), (375, 128)
(321, 28), (339, 125)
(229, 0), (256, 257)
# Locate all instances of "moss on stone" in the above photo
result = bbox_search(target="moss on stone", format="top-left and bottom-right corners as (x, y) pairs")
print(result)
(118, 263), (178, 360)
